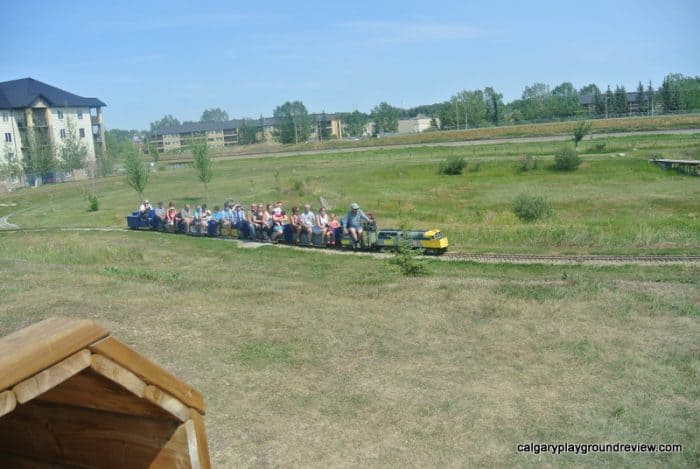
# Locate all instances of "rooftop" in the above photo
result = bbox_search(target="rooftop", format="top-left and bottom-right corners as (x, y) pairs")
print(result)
(0, 78), (106, 109)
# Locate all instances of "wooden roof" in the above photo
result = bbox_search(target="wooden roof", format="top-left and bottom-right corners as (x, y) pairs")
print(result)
(0, 317), (209, 468)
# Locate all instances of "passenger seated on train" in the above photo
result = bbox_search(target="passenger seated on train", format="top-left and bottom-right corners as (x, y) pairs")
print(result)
(289, 206), (303, 243)
(344, 203), (372, 247)
(255, 205), (271, 241)
(138, 200), (152, 220)
(270, 206), (286, 242)
(220, 203), (233, 231)
(299, 204), (315, 243)
(179, 204), (193, 233)
(250, 204), (266, 240)
(315, 207), (333, 245)
(327, 214), (340, 245)
(165, 202), (177, 232)
(233, 204), (256, 239)
(154, 202), (166, 229)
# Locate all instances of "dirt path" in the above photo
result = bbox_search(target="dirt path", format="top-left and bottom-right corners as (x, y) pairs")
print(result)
(0, 214), (18, 230)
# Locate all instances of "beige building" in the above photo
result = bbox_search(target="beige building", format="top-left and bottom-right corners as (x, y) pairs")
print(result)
(0, 78), (106, 188)
(397, 114), (437, 134)
(151, 118), (275, 152)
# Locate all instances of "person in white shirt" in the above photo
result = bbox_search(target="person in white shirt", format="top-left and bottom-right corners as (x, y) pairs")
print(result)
(299, 204), (315, 244)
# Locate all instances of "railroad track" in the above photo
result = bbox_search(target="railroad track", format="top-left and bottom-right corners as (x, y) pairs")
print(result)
(442, 252), (700, 265)
(1, 225), (698, 265)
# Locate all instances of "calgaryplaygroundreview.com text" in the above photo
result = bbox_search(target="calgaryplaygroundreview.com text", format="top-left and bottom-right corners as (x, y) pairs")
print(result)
(517, 442), (683, 456)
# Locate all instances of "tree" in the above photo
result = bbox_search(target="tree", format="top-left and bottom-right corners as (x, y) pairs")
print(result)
(551, 82), (579, 118)
(371, 102), (400, 135)
(191, 137), (213, 199)
(484, 87), (504, 125)
(237, 118), (258, 145)
(1, 145), (23, 182)
(341, 110), (368, 137)
(23, 130), (57, 182)
(636, 81), (647, 114)
(572, 120), (591, 147)
(200, 108), (229, 122)
(145, 138), (159, 163)
(613, 85), (629, 116)
(272, 101), (312, 144)
(149, 114), (180, 133)
(605, 86), (614, 118)
(59, 117), (88, 175)
(316, 111), (332, 140)
(124, 145), (149, 202)
(647, 81), (655, 115)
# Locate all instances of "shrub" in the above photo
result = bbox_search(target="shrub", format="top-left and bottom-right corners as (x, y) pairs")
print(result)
(439, 156), (467, 175)
(573, 120), (592, 147)
(512, 193), (553, 222)
(389, 241), (429, 276)
(82, 191), (99, 212)
(518, 154), (539, 172)
(553, 145), (582, 171)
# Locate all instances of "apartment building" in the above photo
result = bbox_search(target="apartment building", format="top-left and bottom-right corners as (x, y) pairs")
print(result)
(0, 78), (106, 187)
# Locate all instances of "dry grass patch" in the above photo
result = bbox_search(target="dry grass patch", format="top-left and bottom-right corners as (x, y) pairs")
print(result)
(0, 232), (697, 466)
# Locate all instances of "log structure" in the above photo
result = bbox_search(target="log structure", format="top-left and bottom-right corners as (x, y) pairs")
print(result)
(0, 317), (210, 468)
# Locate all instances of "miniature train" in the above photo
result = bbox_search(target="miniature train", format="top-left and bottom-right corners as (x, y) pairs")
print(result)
(126, 210), (449, 255)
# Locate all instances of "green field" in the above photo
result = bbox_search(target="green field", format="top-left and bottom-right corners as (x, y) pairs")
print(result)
(159, 113), (700, 159)
(0, 133), (698, 466)
(1, 133), (699, 254)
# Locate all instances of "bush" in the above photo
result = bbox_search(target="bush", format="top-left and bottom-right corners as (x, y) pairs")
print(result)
(512, 193), (552, 222)
(84, 191), (99, 212)
(389, 241), (429, 276)
(518, 154), (539, 172)
(439, 156), (467, 175)
(553, 146), (582, 171)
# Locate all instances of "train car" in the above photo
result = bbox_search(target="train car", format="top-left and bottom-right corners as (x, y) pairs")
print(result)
(375, 228), (448, 255)
(126, 214), (448, 254)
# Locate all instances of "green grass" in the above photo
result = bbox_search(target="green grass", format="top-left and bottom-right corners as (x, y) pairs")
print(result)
(157, 113), (700, 159)
(1, 133), (698, 255)
(0, 231), (697, 467)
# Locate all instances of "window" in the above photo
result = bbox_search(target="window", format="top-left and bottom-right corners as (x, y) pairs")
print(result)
(4, 132), (11, 143)
(2, 112), (8, 122)
(57, 110), (64, 119)
(77, 110), (83, 119)
(79, 128), (85, 138)
(60, 129), (66, 139)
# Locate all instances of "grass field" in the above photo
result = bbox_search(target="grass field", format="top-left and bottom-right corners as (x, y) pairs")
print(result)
(0, 231), (697, 466)
(1, 132), (698, 466)
(1, 133), (698, 255)
(158, 113), (700, 160)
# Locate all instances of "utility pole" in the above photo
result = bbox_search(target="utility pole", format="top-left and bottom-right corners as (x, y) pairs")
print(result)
(465, 103), (468, 130)
(605, 90), (608, 119)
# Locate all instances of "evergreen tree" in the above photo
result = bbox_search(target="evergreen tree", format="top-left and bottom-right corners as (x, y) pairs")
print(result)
(636, 81), (646, 114)
(613, 85), (629, 116)
(647, 81), (655, 115)
(605, 86), (614, 118)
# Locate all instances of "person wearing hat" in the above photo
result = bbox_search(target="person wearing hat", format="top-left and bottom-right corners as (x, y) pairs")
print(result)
(138, 199), (152, 220)
(344, 202), (372, 248)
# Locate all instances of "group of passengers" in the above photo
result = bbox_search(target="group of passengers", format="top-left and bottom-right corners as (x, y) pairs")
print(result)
(139, 199), (374, 247)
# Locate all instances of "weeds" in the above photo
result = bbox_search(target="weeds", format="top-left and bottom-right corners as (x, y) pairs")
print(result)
(438, 156), (467, 175)
(553, 145), (582, 171)
(517, 155), (539, 172)
(512, 193), (553, 222)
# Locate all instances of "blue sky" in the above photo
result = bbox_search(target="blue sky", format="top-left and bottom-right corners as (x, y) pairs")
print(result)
(3, 0), (698, 130)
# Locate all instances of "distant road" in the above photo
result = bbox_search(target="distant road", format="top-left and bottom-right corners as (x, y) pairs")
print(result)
(175, 128), (700, 162)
